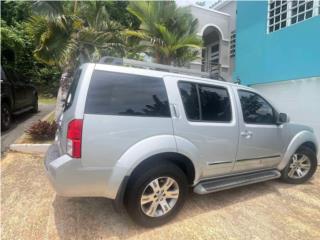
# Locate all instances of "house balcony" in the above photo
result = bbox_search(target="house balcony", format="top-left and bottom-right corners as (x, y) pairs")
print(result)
(189, 4), (232, 81)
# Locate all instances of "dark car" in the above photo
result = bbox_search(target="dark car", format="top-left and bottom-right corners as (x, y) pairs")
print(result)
(1, 66), (38, 131)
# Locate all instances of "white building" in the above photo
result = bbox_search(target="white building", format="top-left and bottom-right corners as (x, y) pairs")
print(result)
(189, 1), (236, 81)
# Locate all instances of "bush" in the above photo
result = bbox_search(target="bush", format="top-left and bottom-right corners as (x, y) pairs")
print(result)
(25, 120), (57, 140)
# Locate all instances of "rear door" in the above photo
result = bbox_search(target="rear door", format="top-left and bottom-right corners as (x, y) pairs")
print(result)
(81, 69), (173, 168)
(20, 76), (35, 106)
(5, 70), (26, 109)
(165, 76), (239, 179)
(233, 88), (283, 172)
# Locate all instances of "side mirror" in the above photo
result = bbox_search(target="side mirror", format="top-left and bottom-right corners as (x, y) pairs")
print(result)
(277, 113), (288, 124)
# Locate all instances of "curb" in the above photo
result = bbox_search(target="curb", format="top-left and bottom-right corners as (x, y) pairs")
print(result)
(10, 144), (51, 154)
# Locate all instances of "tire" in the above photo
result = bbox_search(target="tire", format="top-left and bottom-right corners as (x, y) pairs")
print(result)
(32, 95), (38, 113)
(125, 161), (188, 227)
(281, 146), (317, 184)
(1, 102), (12, 131)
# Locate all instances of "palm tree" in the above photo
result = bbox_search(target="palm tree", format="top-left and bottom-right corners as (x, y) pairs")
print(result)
(127, 1), (202, 66)
(28, 1), (124, 118)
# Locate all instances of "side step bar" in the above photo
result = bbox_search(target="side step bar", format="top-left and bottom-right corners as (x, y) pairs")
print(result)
(194, 170), (281, 194)
(12, 106), (33, 115)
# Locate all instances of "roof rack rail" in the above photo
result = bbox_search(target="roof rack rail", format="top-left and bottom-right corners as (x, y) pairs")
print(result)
(98, 56), (217, 79)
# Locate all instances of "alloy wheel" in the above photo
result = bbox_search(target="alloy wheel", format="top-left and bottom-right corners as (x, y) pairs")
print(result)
(288, 153), (311, 179)
(140, 177), (179, 218)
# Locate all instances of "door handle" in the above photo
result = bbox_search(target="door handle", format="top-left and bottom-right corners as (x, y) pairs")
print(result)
(170, 103), (180, 118)
(240, 130), (253, 138)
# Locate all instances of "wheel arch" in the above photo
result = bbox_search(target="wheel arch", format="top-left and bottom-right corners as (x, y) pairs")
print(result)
(112, 135), (199, 210)
(277, 131), (318, 170)
(128, 152), (196, 185)
(300, 141), (317, 153)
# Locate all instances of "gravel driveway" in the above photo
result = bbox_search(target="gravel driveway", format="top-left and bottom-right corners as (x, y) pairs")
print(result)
(1, 152), (320, 240)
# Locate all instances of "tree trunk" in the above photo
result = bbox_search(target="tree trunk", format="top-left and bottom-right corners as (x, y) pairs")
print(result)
(54, 67), (73, 120)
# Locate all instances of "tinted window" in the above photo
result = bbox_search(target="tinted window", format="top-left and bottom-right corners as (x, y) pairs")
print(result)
(178, 82), (232, 122)
(178, 82), (200, 120)
(1, 67), (6, 81)
(64, 69), (82, 111)
(199, 85), (231, 122)
(85, 71), (170, 117)
(238, 90), (275, 124)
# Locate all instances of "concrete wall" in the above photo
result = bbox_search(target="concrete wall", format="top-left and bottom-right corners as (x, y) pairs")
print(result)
(213, 1), (237, 81)
(252, 77), (320, 159)
(214, 1), (237, 31)
(190, 5), (233, 80)
(235, 1), (320, 85)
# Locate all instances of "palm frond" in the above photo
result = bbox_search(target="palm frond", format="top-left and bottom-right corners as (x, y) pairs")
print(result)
(33, 1), (64, 20)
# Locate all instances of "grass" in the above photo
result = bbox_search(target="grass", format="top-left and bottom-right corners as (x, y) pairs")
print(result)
(45, 111), (55, 123)
(38, 95), (57, 105)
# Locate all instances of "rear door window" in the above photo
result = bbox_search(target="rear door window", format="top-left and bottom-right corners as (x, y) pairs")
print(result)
(178, 81), (232, 122)
(85, 70), (170, 117)
(199, 85), (232, 122)
(178, 82), (200, 120)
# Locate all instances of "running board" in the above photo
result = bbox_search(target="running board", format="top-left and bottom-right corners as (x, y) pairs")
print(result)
(194, 170), (281, 194)
(12, 106), (33, 115)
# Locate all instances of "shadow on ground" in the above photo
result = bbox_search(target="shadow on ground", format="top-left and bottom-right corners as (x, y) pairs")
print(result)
(2, 152), (319, 240)
(52, 180), (303, 239)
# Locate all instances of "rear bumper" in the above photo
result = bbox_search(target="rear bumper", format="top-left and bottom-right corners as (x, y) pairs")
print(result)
(44, 144), (126, 199)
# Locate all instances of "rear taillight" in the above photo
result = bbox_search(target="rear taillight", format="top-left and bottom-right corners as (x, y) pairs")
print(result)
(67, 119), (83, 158)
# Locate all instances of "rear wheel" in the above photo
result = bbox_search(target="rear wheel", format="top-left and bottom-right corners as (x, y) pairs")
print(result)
(281, 146), (317, 184)
(125, 161), (188, 227)
(1, 102), (11, 131)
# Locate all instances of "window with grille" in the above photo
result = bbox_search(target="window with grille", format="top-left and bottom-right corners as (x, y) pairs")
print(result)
(268, 0), (320, 33)
(230, 31), (236, 57)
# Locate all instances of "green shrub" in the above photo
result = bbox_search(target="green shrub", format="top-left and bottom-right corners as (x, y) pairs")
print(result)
(25, 120), (57, 140)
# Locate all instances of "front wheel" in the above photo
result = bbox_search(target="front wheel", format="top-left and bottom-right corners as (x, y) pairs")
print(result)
(281, 146), (317, 184)
(125, 161), (188, 227)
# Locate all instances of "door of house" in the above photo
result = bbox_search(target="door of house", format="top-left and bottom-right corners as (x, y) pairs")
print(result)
(207, 42), (219, 73)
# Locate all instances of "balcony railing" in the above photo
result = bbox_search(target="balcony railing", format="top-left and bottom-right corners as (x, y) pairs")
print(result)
(201, 61), (227, 81)
(201, 61), (220, 74)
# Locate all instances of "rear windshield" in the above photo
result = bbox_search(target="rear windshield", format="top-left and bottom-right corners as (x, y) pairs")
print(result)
(85, 70), (170, 117)
(64, 69), (82, 111)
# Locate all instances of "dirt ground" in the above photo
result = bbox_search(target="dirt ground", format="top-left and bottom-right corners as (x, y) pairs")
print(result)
(1, 152), (320, 240)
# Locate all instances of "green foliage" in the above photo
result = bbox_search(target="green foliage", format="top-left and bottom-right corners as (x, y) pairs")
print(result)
(127, 1), (203, 66)
(1, 1), (32, 25)
(27, 1), (136, 71)
(1, 0), (203, 97)
(1, 1), (61, 94)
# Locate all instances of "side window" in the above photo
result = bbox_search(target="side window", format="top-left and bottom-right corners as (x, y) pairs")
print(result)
(199, 85), (231, 122)
(178, 82), (200, 120)
(64, 69), (82, 111)
(85, 71), (170, 117)
(1, 67), (6, 81)
(178, 81), (232, 122)
(238, 90), (275, 124)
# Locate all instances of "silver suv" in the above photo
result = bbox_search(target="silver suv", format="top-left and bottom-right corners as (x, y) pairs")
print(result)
(45, 62), (318, 227)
